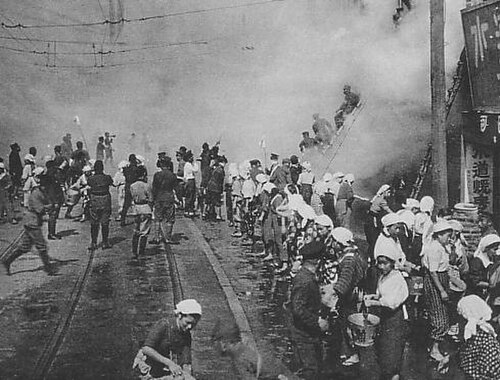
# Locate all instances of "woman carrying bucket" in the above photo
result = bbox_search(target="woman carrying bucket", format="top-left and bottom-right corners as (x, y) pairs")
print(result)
(364, 242), (409, 380)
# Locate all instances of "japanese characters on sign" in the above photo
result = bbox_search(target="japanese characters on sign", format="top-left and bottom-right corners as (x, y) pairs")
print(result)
(466, 144), (493, 212)
(462, 1), (500, 109)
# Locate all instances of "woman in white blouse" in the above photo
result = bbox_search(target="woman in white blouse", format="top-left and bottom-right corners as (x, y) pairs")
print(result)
(364, 244), (409, 380)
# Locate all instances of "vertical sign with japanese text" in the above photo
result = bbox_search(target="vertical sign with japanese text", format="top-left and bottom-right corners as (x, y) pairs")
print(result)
(466, 143), (494, 212)
(462, 1), (500, 109)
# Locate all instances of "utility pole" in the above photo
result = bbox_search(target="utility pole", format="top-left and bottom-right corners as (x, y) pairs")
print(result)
(430, 0), (448, 208)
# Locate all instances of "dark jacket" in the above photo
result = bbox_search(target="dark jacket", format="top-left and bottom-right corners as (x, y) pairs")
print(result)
(291, 267), (322, 337)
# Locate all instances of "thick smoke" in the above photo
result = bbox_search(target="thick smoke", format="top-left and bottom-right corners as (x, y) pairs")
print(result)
(0, 0), (465, 194)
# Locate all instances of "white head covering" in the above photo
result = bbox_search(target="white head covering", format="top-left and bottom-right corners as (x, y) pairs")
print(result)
(448, 219), (464, 233)
(302, 161), (312, 172)
(255, 173), (268, 184)
(402, 198), (420, 210)
(419, 196), (434, 213)
(323, 172), (333, 182)
(344, 173), (355, 183)
(371, 184), (391, 202)
(0, 162), (5, 169)
(457, 295), (496, 340)
(332, 171), (345, 179)
(315, 214), (333, 228)
(332, 227), (354, 245)
(24, 153), (35, 163)
(381, 213), (403, 227)
(262, 182), (276, 193)
(432, 220), (453, 234)
(136, 155), (145, 166)
(297, 203), (317, 228)
(175, 299), (202, 316)
(83, 165), (92, 173)
(474, 234), (500, 258)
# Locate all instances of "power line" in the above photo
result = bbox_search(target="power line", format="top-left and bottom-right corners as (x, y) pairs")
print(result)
(0, 35), (127, 45)
(1, 0), (284, 29)
(0, 39), (207, 56)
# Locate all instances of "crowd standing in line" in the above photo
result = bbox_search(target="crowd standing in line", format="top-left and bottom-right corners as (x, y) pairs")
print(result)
(2, 124), (500, 380)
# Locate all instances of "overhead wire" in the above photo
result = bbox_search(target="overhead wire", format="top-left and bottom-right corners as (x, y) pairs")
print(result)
(0, 0), (284, 29)
(0, 39), (208, 56)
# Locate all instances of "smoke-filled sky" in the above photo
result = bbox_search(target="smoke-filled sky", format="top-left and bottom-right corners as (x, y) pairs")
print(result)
(0, 0), (466, 190)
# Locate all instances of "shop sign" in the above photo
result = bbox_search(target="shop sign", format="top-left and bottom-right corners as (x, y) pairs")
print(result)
(462, 1), (500, 109)
(466, 143), (493, 212)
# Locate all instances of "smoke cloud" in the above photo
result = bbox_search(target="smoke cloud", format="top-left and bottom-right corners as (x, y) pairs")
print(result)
(0, 0), (465, 195)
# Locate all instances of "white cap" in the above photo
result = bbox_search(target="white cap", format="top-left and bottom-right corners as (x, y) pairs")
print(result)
(0, 162), (5, 169)
(344, 173), (355, 183)
(262, 182), (276, 193)
(402, 198), (420, 209)
(420, 196), (435, 213)
(256, 173), (268, 184)
(448, 220), (464, 233)
(136, 155), (145, 166)
(432, 220), (453, 234)
(83, 165), (92, 172)
(315, 214), (333, 228)
(323, 173), (333, 182)
(175, 299), (202, 316)
(332, 227), (354, 245)
(332, 171), (345, 179)
(24, 154), (35, 163)
(381, 213), (403, 227)
(480, 234), (500, 250)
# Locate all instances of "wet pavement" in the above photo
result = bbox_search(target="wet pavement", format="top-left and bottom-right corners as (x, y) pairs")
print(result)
(0, 199), (469, 379)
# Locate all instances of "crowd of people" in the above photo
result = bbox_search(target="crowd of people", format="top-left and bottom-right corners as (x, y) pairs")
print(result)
(2, 129), (500, 380)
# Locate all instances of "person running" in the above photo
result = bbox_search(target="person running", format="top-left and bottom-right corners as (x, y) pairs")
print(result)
(87, 160), (114, 251)
(1, 168), (56, 275)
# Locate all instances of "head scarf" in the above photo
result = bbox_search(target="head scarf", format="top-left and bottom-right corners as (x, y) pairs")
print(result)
(419, 196), (434, 213)
(371, 184), (390, 202)
(474, 234), (500, 268)
(457, 295), (496, 340)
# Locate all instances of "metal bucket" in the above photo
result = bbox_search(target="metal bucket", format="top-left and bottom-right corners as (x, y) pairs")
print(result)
(347, 312), (380, 347)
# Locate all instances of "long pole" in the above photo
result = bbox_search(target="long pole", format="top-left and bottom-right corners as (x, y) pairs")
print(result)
(430, 0), (448, 208)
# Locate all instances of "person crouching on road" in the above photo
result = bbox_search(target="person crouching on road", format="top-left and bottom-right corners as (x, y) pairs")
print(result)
(135, 299), (201, 380)
(87, 160), (114, 251)
(1, 168), (56, 276)
(130, 166), (153, 259)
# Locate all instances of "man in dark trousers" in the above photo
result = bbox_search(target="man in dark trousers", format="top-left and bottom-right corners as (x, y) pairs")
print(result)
(8, 142), (22, 199)
(290, 241), (329, 379)
(87, 160), (114, 251)
(45, 160), (65, 240)
(152, 156), (178, 244)
(120, 154), (140, 226)
(1, 169), (56, 275)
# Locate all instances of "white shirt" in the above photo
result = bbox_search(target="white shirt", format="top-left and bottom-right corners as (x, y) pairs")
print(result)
(377, 270), (409, 310)
(183, 162), (199, 181)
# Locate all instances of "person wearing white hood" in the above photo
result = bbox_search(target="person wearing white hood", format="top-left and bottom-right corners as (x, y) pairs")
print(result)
(467, 234), (500, 299)
(397, 198), (420, 264)
(414, 195), (435, 256)
(457, 295), (500, 380)
(297, 161), (315, 205)
(373, 213), (407, 270)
